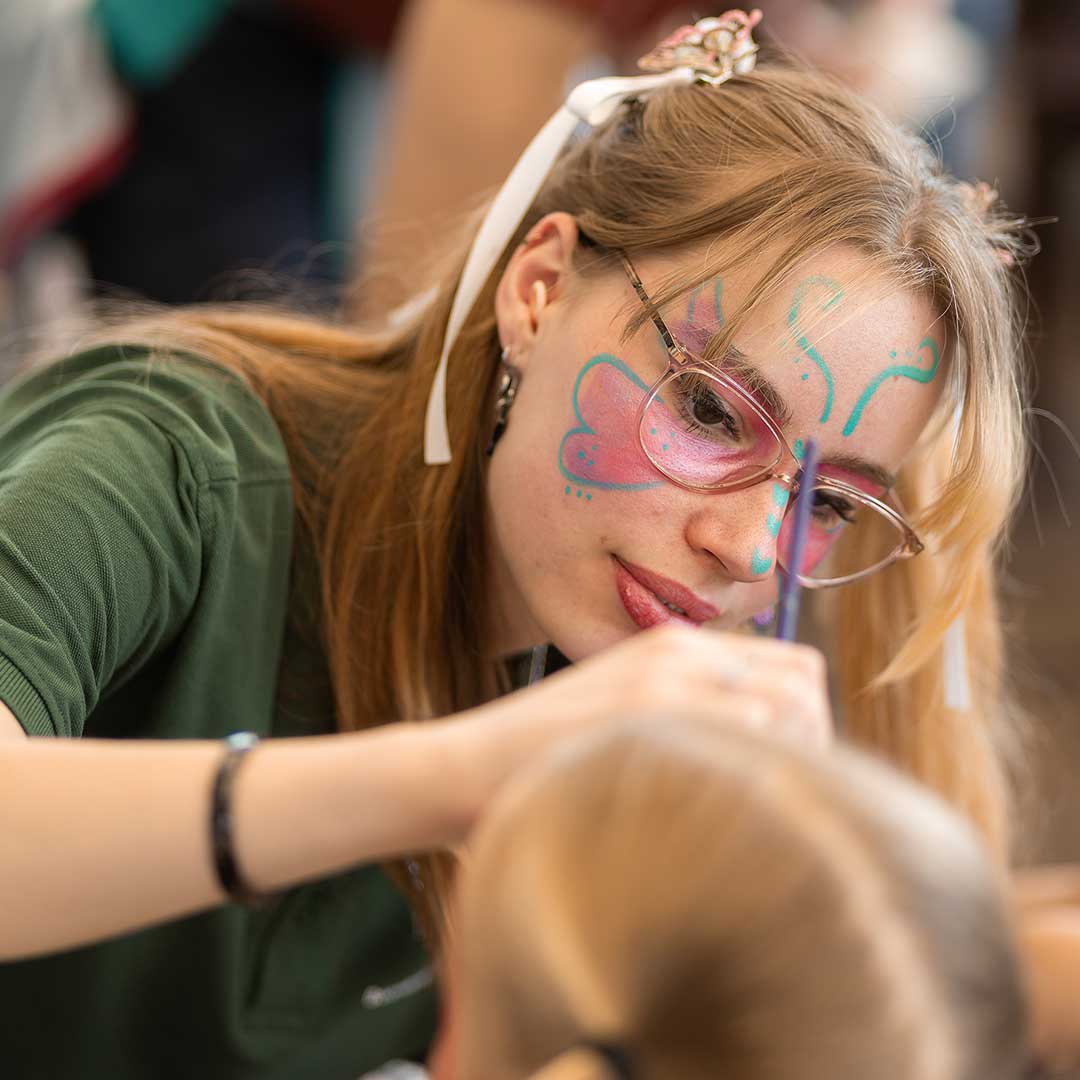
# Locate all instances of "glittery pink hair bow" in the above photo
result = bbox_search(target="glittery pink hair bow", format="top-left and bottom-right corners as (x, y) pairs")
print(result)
(638, 10), (763, 86)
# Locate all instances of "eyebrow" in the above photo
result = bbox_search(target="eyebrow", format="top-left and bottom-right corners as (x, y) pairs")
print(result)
(692, 339), (898, 492)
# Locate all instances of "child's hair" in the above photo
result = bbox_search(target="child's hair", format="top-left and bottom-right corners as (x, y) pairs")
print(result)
(451, 720), (1031, 1080)
(78, 58), (1035, 937)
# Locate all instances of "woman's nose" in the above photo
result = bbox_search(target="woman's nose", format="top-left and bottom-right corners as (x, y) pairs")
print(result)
(683, 478), (791, 582)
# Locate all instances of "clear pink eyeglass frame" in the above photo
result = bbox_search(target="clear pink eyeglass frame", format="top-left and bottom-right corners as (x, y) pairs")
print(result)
(618, 251), (925, 589)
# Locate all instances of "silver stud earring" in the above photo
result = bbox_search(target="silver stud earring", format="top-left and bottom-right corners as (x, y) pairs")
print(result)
(485, 345), (521, 456)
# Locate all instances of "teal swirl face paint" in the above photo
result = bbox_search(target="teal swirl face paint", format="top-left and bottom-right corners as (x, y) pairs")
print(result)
(841, 338), (941, 437)
(787, 277), (845, 424)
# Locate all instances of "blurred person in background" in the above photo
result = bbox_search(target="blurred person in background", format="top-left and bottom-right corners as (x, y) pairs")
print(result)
(2, 0), (691, 319)
(4, 0), (1004, 317)
(426, 721), (1031, 1080)
(0, 8), (1046, 1071)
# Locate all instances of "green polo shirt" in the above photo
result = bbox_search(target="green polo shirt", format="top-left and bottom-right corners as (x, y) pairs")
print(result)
(0, 346), (436, 1078)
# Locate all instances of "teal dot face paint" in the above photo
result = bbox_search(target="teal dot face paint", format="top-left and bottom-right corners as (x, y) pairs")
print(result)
(751, 548), (773, 575)
(750, 480), (790, 574)
(787, 277), (844, 424)
(842, 338), (941, 437)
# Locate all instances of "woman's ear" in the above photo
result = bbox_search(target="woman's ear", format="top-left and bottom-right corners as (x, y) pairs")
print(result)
(494, 212), (580, 369)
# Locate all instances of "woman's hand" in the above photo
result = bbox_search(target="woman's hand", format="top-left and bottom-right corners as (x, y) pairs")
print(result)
(441, 625), (832, 838)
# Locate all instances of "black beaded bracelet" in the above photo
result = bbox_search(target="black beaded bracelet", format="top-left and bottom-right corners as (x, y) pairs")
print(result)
(210, 732), (268, 907)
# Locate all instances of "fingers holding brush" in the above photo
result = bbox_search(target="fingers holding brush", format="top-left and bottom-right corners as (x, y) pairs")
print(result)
(439, 623), (833, 839)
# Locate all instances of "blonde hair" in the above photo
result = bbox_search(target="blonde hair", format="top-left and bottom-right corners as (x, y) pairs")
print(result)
(78, 61), (1034, 938)
(451, 721), (1030, 1080)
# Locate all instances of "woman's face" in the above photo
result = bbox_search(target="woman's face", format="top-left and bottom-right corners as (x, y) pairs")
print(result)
(486, 217), (945, 660)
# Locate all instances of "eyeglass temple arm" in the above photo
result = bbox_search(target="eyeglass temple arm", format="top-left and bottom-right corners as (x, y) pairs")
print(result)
(618, 252), (685, 366)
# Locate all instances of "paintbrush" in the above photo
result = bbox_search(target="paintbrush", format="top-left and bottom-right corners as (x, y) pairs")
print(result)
(775, 439), (821, 642)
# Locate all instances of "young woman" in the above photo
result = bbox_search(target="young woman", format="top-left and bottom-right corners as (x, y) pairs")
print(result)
(0, 12), (1033, 1076)
(431, 720), (1031, 1080)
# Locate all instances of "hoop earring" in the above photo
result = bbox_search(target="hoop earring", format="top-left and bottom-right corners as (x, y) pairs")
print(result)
(485, 345), (521, 456)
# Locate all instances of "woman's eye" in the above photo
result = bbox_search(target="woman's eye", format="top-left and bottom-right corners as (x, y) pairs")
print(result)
(811, 491), (857, 526)
(687, 387), (740, 438)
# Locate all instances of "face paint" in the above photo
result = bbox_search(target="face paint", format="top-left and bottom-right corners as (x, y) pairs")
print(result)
(766, 480), (788, 537)
(559, 355), (662, 492)
(677, 276), (725, 355)
(639, 384), (775, 488)
(815, 463), (888, 501)
(749, 431), (808, 579)
(841, 338), (941, 437)
(775, 463), (888, 577)
(777, 502), (841, 576)
(560, 353), (778, 493)
(787, 277), (844, 424)
(750, 548), (774, 574)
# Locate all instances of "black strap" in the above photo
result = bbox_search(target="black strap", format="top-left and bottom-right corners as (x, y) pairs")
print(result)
(211, 732), (269, 907)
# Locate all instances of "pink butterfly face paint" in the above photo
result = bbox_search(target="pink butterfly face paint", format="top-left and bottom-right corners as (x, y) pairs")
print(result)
(639, 377), (776, 488)
(777, 502), (841, 576)
(776, 464), (890, 576)
(559, 354), (778, 495)
(559, 355), (661, 493)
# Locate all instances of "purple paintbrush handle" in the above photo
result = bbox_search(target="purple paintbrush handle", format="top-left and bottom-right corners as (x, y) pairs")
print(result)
(776, 439), (821, 642)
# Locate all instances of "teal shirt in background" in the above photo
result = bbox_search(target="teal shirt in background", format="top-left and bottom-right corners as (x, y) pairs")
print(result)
(93, 0), (229, 89)
(0, 347), (436, 1078)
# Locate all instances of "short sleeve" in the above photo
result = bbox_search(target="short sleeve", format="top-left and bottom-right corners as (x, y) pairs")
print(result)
(0, 396), (207, 736)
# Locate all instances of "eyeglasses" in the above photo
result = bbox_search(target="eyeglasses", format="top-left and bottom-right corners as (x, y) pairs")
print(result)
(618, 252), (924, 588)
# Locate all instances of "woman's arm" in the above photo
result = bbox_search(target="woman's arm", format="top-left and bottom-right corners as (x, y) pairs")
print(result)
(0, 703), (470, 961)
(356, 0), (599, 314)
(0, 703), (25, 739)
(0, 625), (832, 962)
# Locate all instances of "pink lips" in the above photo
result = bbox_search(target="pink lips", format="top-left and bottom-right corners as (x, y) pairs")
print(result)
(613, 557), (720, 630)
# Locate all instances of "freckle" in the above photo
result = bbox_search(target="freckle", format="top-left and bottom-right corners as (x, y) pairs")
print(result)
(576, 489), (582, 498)
(586, 493), (592, 501)
(662, 443), (669, 451)
(592, 444), (598, 451)
(565, 486), (571, 495)
(650, 427), (657, 435)
(578, 450), (585, 459)
(890, 350), (897, 358)
(801, 373), (809, 381)
(587, 459), (594, 466)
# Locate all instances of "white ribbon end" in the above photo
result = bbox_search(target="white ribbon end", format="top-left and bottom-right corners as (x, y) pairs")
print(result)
(423, 362), (452, 465)
(943, 614), (971, 712)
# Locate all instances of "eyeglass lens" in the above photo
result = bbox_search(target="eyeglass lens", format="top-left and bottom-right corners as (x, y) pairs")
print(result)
(640, 369), (905, 581)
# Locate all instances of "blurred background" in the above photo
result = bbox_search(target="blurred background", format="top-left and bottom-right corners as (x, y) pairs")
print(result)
(1, 0), (1077, 862)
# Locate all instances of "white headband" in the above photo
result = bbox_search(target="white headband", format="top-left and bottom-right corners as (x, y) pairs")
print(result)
(423, 11), (763, 465)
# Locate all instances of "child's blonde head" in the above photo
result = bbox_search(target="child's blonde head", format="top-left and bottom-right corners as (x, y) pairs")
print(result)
(452, 721), (1030, 1080)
